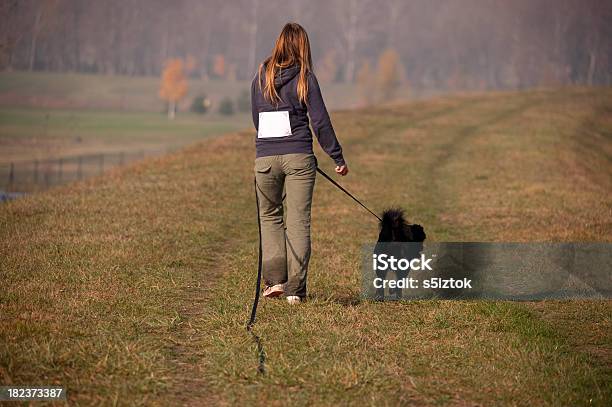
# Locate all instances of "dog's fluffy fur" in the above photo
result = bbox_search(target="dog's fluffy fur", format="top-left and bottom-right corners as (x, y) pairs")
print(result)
(375, 208), (426, 300)
(377, 208), (426, 243)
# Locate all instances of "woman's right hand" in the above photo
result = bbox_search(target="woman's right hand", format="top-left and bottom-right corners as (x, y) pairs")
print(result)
(335, 165), (349, 176)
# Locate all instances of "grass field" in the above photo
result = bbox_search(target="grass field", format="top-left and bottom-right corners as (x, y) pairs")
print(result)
(1, 87), (611, 405)
(0, 107), (252, 193)
(0, 107), (251, 164)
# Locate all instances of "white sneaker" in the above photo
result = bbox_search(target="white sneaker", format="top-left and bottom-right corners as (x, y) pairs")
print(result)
(286, 296), (301, 304)
(263, 283), (284, 298)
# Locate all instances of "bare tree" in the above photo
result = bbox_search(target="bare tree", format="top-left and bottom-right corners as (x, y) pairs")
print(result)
(247, 0), (259, 78)
(386, 0), (403, 49)
(333, 0), (363, 83)
(28, 0), (58, 71)
(0, 0), (27, 70)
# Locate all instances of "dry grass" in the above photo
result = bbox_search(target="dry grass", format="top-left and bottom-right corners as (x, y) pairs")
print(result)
(1, 87), (611, 405)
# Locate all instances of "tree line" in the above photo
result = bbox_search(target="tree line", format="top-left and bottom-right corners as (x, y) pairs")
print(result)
(1, 0), (610, 93)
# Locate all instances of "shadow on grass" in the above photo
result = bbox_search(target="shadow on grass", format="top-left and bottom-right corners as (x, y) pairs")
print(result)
(246, 326), (266, 375)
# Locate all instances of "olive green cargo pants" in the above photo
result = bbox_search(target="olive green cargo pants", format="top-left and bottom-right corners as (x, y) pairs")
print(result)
(254, 153), (316, 298)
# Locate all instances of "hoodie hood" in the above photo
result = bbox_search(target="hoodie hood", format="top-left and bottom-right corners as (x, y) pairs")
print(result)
(273, 64), (300, 87)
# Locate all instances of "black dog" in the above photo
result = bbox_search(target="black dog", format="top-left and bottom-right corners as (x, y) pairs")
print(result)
(374, 208), (426, 300)
(378, 209), (426, 243)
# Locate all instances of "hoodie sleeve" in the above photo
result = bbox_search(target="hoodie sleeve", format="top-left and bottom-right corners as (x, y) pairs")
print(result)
(250, 76), (259, 131)
(307, 72), (346, 167)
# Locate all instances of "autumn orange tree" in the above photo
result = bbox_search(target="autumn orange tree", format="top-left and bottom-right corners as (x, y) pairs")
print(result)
(356, 59), (375, 106)
(159, 58), (188, 119)
(377, 48), (402, 101)
(212, 54), (226, 78)
(317, 49), (339, 84)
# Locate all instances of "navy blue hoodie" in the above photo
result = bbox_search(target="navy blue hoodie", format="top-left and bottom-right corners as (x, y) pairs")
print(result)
(250, 64), (346, 167)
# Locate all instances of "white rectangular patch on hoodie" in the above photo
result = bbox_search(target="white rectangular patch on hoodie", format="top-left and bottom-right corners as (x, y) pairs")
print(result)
(258, 111), (292, 138)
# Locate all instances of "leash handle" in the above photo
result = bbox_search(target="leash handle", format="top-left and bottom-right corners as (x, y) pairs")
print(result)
(315, 166), (382, 222)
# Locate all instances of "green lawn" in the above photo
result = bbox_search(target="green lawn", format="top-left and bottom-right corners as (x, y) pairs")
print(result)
(0, 87), (610, 405)
(0, 107), (251, 163)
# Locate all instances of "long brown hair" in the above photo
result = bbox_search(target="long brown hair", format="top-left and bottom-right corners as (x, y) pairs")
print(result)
(258, 22), (313, 106)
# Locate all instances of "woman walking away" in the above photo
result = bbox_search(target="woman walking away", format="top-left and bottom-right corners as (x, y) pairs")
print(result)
(251, 22), (348, 305)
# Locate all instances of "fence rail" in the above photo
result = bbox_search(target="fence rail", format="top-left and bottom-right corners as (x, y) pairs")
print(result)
(1, 147), (176, 194)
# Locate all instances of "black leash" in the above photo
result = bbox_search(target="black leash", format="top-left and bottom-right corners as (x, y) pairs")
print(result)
(247, 178), (264, 331)
(246, 163), (380, 374)
(246, 178), (266, 374)
(315, 167), (382, 222)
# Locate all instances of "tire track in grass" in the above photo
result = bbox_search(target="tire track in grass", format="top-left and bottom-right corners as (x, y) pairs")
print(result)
(420, 88), (610, 241)
(405, 91), (611, 403)
(310, 91), (611, 404)
(345, 95), (486, 150)
(155, 135), (260, 405)
(336, 92), (542, 240)
(421, 97), (541, 239)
